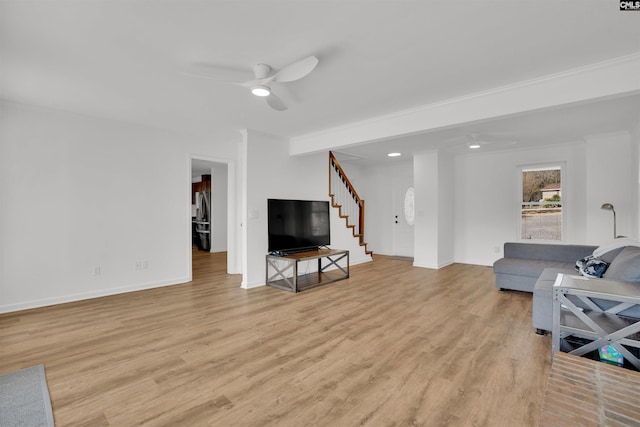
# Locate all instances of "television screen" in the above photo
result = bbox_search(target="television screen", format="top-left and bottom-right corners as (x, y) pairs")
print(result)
(268, 199), (331, 253)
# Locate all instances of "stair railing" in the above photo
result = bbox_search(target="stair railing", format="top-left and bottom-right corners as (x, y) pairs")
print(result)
(328, 151), (366, 244)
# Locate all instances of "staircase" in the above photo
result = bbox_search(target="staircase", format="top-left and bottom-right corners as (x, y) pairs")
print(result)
(329, 152), (373, 256)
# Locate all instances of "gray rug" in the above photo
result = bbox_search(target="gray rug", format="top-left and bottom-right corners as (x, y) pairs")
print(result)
(0, 364), (54, 427)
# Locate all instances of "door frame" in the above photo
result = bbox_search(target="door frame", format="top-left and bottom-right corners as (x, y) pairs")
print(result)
(392, 176), (415, 257)
(188, 154), (239, 278)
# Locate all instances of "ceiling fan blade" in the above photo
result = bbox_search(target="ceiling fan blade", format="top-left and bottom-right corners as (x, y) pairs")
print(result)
(272, 56), (318, 83)
(183, 72), (274, 92)
(180, 61), (254, 82)
(266, 93), (287, 111)
(180, 71), (240, 82)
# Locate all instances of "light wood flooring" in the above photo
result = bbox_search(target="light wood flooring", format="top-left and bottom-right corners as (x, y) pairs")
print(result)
(0, 250), (552, 426)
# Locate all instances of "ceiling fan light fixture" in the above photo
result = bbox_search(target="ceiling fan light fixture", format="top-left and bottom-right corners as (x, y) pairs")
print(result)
(251, 85), (271, 97)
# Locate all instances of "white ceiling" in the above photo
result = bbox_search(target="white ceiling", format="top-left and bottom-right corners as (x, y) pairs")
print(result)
(1, 1), (640, 163)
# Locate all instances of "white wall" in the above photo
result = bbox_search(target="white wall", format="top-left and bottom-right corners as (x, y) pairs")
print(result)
(0, 101), (241, 312)
(334, 159), (366, 197)
(453, 135), (640, 267)
(438, 151), (455, 265)
(413, 150), (454, 269)
(454, 142), (587, 266)
(585, 132), (634, 242)
(210, 165), (228, 252)
(242, 130), (371, 288)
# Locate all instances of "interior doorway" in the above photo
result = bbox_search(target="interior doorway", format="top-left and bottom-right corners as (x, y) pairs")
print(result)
(190, 156), (238, 278)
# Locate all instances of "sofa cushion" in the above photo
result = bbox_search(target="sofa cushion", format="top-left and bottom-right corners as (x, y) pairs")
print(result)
(504, 242), (598, 264)
(593, 238), (640, 259)
(603, 246), (640, 284)
(493, 258), (574, 278)
(598, 247), (625, 264)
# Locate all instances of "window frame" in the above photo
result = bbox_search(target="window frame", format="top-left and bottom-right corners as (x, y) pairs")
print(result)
(517, 162), (566, 243)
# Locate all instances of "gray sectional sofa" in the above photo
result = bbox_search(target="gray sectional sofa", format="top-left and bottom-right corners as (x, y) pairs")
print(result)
(493, 241), (640, 335)
(493, 242), (596, 293)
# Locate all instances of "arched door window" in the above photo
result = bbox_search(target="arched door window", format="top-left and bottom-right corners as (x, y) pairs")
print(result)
(404, 187), (415, 226)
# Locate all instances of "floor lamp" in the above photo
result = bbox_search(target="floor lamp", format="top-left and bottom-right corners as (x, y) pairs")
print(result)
(601, 203), (616, 239)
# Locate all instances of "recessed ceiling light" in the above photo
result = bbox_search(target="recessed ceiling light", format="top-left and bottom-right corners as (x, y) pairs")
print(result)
(468, 144), (481, 149)
(251, 86), (271, 97)
(387, 152), (402, 157)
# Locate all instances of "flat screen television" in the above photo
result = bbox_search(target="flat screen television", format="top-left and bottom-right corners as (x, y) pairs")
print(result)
(268, 199), (331, 254)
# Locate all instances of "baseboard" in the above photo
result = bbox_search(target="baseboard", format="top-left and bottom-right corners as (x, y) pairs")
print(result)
(413, 259), (454, 269)
(437, 259), (454, 269)
(241, 280), (265, 289)
(0, 276), (191, 314)
(351, 255), (373, 266)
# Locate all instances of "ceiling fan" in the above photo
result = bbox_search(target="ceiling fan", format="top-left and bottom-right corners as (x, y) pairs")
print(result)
(182, 55), (319, 111)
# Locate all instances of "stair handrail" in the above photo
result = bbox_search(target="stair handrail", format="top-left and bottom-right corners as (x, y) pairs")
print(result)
(329, 151), (363, 202)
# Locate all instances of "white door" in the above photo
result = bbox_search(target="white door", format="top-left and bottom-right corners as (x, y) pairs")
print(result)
(392, 176), (414, 257)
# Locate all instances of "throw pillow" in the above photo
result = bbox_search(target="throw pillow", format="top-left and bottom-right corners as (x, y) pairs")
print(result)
(575, 255), (609, 278)
(603, 246), (640, 284)
(598, 247), (626, 264)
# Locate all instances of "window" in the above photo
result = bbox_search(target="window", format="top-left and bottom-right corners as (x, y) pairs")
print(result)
(520, 164), (563, 241)
(404, 187), (415, 226)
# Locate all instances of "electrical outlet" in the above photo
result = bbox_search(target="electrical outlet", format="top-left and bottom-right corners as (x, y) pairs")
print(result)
(93, 266), (101, 276)
(135, 261), (142, 271)
(494, 246), (501, 254)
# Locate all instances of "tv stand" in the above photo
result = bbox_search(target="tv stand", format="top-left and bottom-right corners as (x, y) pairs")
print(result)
(266, 249), (349, 293)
